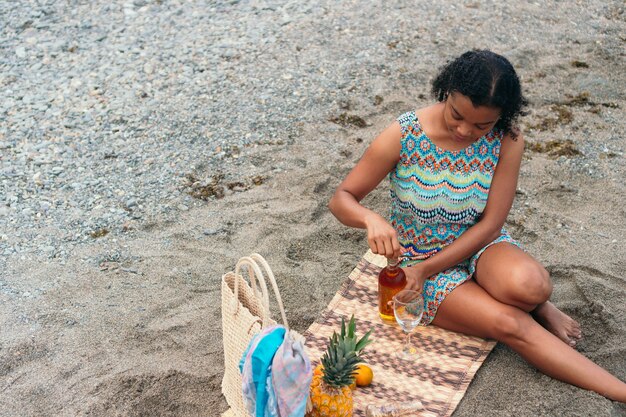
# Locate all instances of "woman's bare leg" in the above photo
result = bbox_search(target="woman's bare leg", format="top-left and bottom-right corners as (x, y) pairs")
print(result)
(431, 279), (626, 401)
(473, 242), (582, 345)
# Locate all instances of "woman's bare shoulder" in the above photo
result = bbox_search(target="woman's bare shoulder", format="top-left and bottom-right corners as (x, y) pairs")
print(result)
(501, 128), (525, 152)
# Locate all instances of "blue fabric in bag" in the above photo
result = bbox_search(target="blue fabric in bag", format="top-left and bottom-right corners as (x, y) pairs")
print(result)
(239, 326), (286, 416)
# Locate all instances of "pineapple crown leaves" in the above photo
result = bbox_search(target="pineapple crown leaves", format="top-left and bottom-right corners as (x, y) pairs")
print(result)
(319, 315), (374, 388)
(320, 344), (361, 387)
(337, 315), (373, 353)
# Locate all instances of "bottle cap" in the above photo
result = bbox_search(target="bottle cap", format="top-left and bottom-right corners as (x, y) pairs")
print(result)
(386, 258), (400, 267)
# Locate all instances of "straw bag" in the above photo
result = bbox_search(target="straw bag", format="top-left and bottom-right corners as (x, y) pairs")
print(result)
(221, 253), (289, 416)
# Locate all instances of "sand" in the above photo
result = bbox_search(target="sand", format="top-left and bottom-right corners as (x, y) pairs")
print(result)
(2, 1), (625, 416)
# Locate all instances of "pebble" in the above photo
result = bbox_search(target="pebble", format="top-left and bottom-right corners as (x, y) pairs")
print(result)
(143, 62), (154, 74)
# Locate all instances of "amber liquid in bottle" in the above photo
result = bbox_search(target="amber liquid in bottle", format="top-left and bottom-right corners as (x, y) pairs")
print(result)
(378, 259), (407, 322)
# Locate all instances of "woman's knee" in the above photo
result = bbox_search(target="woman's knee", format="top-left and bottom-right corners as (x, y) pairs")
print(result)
(508, 262), (553, 305)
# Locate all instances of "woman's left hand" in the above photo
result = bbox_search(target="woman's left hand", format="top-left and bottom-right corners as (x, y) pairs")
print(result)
(403, 264), (428, 293)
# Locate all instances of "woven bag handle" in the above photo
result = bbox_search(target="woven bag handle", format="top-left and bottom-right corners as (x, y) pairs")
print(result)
(249, 253), (289, 329)
(234, 256), (272, 326)
(239, 256), (266, 306)
(232, 254), (289, 329)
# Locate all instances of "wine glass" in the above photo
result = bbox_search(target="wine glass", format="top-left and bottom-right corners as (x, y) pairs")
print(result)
(393, 289), (424, 360)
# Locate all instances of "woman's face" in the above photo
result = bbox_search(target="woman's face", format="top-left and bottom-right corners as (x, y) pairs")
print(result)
(443, 92), (501, 143)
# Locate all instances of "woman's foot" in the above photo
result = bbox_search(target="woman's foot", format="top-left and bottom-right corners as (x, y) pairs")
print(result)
(533, 301), (582, 346)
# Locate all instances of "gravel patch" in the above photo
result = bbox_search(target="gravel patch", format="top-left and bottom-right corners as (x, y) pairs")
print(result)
(2, 1), (624, 264)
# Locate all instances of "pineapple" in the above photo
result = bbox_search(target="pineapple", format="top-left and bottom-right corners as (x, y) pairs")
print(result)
(307, 315), (373, 417)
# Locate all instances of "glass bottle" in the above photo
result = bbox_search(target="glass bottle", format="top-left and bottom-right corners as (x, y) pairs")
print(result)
(378, 258), (406, 322)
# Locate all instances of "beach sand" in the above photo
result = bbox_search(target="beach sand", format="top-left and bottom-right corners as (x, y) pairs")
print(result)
(1, 1), (625, 416)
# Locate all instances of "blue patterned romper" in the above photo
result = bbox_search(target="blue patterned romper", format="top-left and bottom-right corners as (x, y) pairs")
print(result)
(390, 111), (522, 325)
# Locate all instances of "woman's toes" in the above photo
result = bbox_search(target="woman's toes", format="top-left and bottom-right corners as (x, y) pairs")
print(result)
(554, 329), (571, 345)
(569, 320), (582, 339)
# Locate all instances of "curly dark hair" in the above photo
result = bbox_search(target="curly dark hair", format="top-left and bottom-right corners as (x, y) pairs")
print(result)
(431, 50), (528, 138)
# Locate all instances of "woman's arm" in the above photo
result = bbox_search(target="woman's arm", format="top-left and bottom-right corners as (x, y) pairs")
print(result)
(329, 121), (404, 259)
(404, 132), (526, 290)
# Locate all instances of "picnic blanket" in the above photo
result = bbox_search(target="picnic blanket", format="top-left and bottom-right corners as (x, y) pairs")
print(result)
(303, 251), (496, 417)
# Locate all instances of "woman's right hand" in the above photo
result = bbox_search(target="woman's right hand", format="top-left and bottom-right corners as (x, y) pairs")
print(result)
(364, 212), (402, 259)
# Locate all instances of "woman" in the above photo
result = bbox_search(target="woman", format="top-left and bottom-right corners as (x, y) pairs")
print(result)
(328, 50), (626, 401)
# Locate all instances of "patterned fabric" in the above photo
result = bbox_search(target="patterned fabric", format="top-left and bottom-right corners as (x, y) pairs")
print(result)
(240, 325), (312, 417)
(421, 233), (520, 324)
(390, 111), (521, 324)
(271, 331), (312, 417)
(239, 325), (286, 417)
